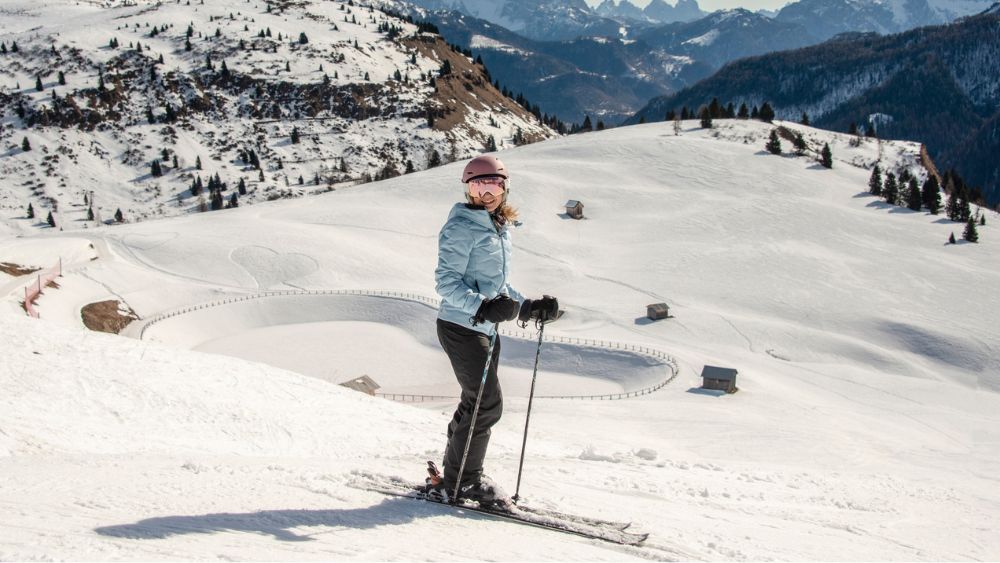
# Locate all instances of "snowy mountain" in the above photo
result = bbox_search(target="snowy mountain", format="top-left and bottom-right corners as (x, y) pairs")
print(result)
(2, 118), (999, 559)
(400, 0), (623, 41)
(627, 9), (1000, 206)
(0, 0), (553, 234)
(775, 0), (997, 41)
(635, 8), (816, 71)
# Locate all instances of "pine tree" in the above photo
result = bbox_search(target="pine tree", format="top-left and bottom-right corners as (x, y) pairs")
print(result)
(229, 192), (239, 208)
(750, 105), (759, 119)
(946, 186), (960, 221)
(765, 130), (782, 155)
(820, 143), (833, 169)
(115, 208), (124, 223)
(581, 115), (593, 132)
(47, 211), (56, 228)
(195, 155), (202, 170)
(298, 175), (304, 185)
(151, 160), (162, 177)
(737, 103), (749, 119)
(258, 169), (265, 181)
(0, 42), (6, 54)
(959, 188), (972, 222)
(87, 207), (94, 221)
(906, 177), (922, 211)
(11, 41), (19, 53)
(238, 177), (247, 195)
(26, 203), (34, 219)
(883, 172), (899, 205)
(35, 75), (43, 91)
(981, 214), (986, 226)
(299, 32), (309, 44)
(923, 176), (943, 213)
(699, 106), (712, 129)
(963, 216), (979, 243)
(185, 37), (192, 51)
(759, 102), (775, 123)
(801, 112), (809, 126)
(848, 122), (858, 136)
(792, 133), (807, 155)
(948, 232), (956, 244)
(58, 71), (65, 85)
(173, 155), (179, 169)
(21, 137), (31, 152)
(868, 165), (882, 196)
(290, 126), (300, 144)
(708, 98), (721, 119)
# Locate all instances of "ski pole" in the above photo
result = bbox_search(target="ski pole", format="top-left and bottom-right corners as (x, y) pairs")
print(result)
(512, 320), (545, 504)
(452, 330), (497, 504)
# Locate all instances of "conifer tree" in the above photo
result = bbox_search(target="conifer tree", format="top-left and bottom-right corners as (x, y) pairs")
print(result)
(291, 126), (300, 144)
(0, 42), (6, 54)
(792, 133), (807, 156)
(26, 203), (34, 219)
(848, 122), (858, 136)
(298, 175), (304, 185)
(11, 41), (19, 53)
(47, 211), (56, 228)
(737, 103), (749, 119)
(258, 169), (265, 181)
(581, 115), (593, 132)
(681, 107), (690, 120)
(946, 186), (960, 221)
(820, 143), (833, 169)
(868, 165), (882, 196)
(238, 177), (247, 195)
(21, 137), (31, 152)
(959, 188), (971, 222)
(765, 130), (781, 155)
(173, 155), (179, 169)
(800, 112), (809, 126)
(981, 214), (986, 226)
(195, 155), (202, 170)
(963, 216), (979, 243)
(115, 208), (124, 223)
(759, 102), (775, 123)
(921, 176), (940, 214)
(699, 106), (712, 129)
(883, 172), (898, 205)
(151, 160), (162, 177)
(299, 32), (309, 44)
(906, 177), (922, 211)
(708, 98), (721, 119)
(750, 105), (759, 119)
(229, 192), (239, 208)
(948, 232), (956, 244)
(87, 207), (94, 221)
(35, 75), (43, 91)
(58, 71), (65, 85)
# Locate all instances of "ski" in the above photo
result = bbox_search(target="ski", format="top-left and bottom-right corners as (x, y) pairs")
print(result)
(348, 471), (648, 546)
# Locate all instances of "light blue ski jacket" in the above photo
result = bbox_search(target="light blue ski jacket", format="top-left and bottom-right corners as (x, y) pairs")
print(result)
(435, 203), (524, 334)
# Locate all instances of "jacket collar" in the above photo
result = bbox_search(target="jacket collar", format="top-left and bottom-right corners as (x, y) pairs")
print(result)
(449, 203), (503, 231)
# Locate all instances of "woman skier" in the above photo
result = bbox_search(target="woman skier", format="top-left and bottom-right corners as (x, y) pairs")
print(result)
(430, 154), (558, 504)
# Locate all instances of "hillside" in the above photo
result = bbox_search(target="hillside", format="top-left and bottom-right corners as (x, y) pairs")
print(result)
(2, 119), (999, 559)
(0, 0), (553, 236)
(626, 10), (1000, 206)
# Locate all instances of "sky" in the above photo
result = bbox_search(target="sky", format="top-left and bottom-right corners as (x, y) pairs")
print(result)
(584, 0), (791, 11)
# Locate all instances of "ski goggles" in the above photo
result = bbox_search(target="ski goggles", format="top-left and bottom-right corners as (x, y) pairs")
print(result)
(467, 176), (507, 199)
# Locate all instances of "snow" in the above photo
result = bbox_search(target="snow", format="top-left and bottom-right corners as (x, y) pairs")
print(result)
(682, 28), (720, 46)
(2, 118), (1000, 560)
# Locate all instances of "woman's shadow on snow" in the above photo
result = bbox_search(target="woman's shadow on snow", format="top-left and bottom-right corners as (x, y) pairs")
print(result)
(94, 497), (432, 542)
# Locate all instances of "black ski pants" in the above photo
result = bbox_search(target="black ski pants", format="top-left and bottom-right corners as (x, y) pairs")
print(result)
(437, 319), (503, 488)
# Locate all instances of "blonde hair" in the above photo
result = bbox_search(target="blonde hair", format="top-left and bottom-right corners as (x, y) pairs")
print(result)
(496, 202), (519, 222)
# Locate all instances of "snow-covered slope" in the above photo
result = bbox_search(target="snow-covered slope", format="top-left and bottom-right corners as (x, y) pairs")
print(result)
(0, 0), (552, 236)
(2, 119), (1000, 560)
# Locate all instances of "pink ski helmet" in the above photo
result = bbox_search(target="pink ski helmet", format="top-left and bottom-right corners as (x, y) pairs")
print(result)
(462, 155), (508, 183)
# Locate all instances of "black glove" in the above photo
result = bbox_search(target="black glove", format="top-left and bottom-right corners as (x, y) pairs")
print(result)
(473, 294), (520, 325)
(518, 295), (560, 324)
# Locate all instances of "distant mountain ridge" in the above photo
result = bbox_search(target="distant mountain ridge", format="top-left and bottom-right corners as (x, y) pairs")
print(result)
(626, 10), (1000, 206)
